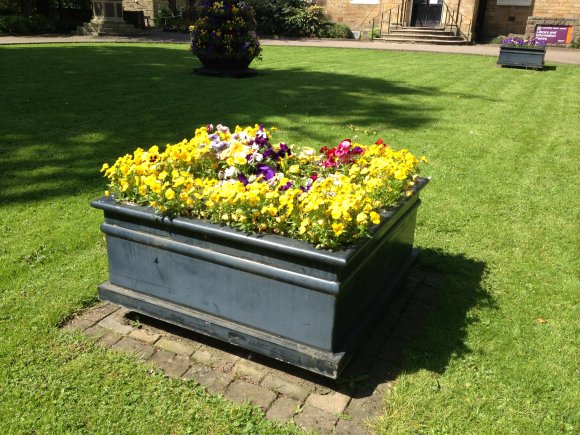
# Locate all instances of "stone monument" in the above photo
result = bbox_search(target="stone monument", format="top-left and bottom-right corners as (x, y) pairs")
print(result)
(78, 0), (143, 36)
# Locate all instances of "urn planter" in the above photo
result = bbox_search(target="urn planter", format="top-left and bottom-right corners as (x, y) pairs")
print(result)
(92, 177), (428, 378)
(497, 46), (545, 70)
(197, 55), (252, 70)
(193, 54), (258, 78)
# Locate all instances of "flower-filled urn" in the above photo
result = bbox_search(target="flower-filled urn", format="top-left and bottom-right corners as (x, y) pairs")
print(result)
(190, 1), (262, 72)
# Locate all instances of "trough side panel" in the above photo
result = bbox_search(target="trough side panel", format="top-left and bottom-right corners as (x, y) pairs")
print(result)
(332, 204), (419, 349)
(105, 235), (337, 350)
(102, 214), (343, 282)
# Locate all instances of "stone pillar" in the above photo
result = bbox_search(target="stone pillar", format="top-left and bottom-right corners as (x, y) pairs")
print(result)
(78, 0), (144, 35)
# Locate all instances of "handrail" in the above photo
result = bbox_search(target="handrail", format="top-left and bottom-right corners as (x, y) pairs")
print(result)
(369, 3), (405, 39)
(357, 4), (381, 37)
(442, 1), (472, 41)
(367, 0), (471, 42)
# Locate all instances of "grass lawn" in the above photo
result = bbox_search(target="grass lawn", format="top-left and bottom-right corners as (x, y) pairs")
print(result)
(0, 43), (578, 433)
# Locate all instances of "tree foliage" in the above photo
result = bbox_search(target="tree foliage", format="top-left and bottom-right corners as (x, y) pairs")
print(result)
(247, 0), (339, 37)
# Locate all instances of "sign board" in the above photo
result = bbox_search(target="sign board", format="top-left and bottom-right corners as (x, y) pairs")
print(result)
(496, 0), (532, 6)
(535, 26), (573, 44)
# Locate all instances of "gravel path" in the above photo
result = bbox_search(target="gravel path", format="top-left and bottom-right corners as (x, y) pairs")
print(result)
(1, 30), (579, 65)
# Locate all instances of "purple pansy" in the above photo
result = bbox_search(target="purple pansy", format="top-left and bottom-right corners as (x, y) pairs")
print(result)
(238, 172), (249, 185)
(257, 164), (275, 180)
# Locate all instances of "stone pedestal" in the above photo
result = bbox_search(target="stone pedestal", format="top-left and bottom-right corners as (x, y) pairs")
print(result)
(78, 0), (144, 36)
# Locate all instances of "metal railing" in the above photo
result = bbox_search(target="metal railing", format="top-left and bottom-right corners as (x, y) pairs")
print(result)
(368, 0), (471, 42)
(442, 1), (472, 41)
(369, 0), (413, 39)
(357, 3), (381, 36)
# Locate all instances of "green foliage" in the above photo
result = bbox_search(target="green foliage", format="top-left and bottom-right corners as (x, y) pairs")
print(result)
(0, 0), (20, 14)
(190, 1), (262, 61)
(0, 14), (56, 34)
(370, 27), (381, 39)
(247, 0), (303, 36)
(285, 4), (326, 37)
(570, 38), (580, 49)
(490, 34), (506, 44)
(155, 6), (199, 33)
(319, 22), (354, 39)
(248, 0), (351, 38)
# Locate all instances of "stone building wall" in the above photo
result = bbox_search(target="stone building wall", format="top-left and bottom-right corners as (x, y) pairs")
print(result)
(480, 2), (532, 38)
(123, 0), (155, 22)
(314, 0), (480, 36)
(481, 0), (579, 40)
(441, 0), (479, 40)
(122, 0), (189, 26)
(533, 0), (580, 17)
(313, 0), (383, 32)
(120, 0), (580, 40)
(315, 0), (579, 42)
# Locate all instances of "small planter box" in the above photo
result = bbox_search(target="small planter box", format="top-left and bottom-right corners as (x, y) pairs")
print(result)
(92, 178), (428, 378)
(497, 46), (545, 70)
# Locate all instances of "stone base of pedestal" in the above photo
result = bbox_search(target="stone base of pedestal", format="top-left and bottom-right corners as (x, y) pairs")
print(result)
(77, 19), (145, 36)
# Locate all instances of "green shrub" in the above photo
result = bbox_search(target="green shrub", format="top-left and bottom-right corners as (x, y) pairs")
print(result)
(570, 38), (580, 49)
(286, 4), (327, 37)
(248, 0), (331, 37)
(248, 0), (300, 36)
(320, 22), (354, 39)
(0, 14), (56, 34)
(490, 34), (507, 44)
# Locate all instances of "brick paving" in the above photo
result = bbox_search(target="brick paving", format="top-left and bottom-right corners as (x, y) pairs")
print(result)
(63, 265), (442, 433)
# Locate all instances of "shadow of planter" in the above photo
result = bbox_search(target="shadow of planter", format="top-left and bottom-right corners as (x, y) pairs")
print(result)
(111, 248), (493, 400)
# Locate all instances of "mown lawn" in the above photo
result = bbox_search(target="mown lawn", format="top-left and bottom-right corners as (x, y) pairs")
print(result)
(0, 43), (578, 433)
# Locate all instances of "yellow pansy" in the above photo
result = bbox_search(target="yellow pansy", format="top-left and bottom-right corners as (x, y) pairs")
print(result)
(165, 188), (175, 200)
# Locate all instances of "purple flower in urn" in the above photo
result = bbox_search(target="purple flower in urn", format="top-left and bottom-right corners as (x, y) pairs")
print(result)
(278, 181), (293, 191)
(278, 143), (291, 158)
(262, 148), (274, 160)
(238, 172), (249, 185)
(257, 164), (275, 180)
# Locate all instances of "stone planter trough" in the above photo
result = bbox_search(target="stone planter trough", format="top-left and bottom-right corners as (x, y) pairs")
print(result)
(91, 177), (428, 378)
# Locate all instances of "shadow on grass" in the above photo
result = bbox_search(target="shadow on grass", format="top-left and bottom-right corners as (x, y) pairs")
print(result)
(291, 248), (493, 396)
(1, 44), (484, 205)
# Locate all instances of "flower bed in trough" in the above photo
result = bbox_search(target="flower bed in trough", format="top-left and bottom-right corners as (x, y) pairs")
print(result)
(94, 124), (429, 377)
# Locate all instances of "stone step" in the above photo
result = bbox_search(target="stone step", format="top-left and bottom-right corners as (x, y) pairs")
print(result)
(77, 22), (145, 36)
(375, 26), (467, 45)
(376, 36), (468, 45)
(390, 26), (447, 32)
(385, 32), (460, 40)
